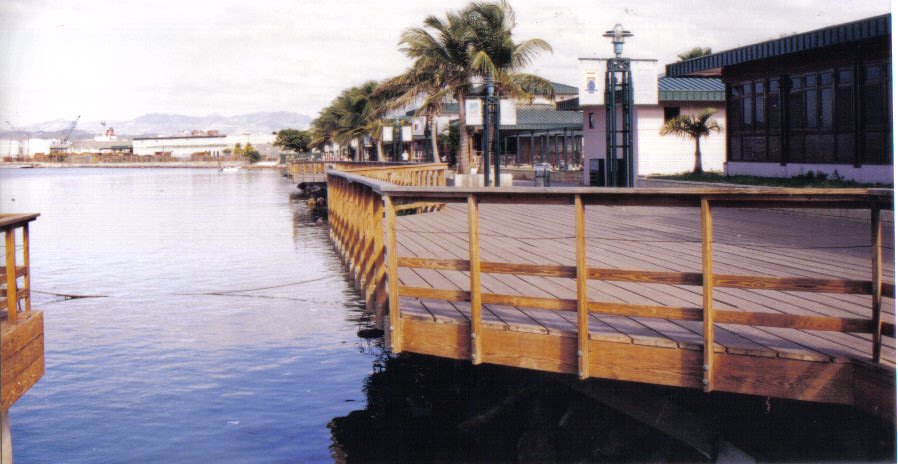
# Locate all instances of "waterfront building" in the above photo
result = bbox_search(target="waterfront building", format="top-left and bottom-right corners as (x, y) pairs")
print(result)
(578, 58), (727, 185)
(665, 13), (892, 183)
(132, 132), (278, 159)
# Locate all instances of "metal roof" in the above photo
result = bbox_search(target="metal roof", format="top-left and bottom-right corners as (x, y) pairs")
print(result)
(468, 104), (582, 131)
(551, 82), (579, 95)
(658, 77), (724, 102)
(666, 13), (891, 77)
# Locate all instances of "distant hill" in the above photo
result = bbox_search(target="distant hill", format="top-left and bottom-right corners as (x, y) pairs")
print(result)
(3, 112), (312, 139)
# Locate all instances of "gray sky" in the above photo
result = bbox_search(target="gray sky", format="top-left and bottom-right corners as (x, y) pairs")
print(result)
(0, 0), (889, 126)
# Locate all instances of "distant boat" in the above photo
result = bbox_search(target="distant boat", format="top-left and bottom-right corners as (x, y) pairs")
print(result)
(221, 166), (240, 173)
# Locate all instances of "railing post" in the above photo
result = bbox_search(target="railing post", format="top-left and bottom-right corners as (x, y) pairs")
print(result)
(575, 194), (589, 379)
(384, 195), (402, 353)
(23, 223), (30, 314)
(700, 197), (714, 392)
(468, 194), (483, 364)
(371, 193), (387, 324)
(872, 202), (883, 362)
(5, 226), (17, 324)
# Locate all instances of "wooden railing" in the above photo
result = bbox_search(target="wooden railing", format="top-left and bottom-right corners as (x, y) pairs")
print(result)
(1, 214), (38, 325)
(323, 179), (894, 388)
(326, 164), (449, 322)
(336, 162), (448, 187)
(381, 187), (894, 387)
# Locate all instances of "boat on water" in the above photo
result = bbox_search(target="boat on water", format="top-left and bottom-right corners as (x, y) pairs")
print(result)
(220, 166), (240, 173)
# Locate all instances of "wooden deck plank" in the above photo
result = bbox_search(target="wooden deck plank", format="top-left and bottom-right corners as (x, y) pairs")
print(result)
(388, 201), (895, 366)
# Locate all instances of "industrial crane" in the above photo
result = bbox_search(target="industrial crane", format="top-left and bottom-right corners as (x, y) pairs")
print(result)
(50, 115), (80, 153)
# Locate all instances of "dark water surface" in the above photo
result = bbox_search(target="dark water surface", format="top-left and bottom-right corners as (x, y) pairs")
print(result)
(2, 168), (377, 463)
(1, 168), (894, 463)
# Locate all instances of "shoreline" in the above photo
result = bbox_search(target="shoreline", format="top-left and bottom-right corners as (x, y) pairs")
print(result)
(0, 161), (283, 169)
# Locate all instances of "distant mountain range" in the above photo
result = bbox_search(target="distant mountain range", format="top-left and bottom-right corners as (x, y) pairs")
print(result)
(3, 112), (312, 139)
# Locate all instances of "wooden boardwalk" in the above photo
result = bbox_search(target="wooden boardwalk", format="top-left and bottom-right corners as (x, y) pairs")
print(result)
(324, 166), (895, 418)
(396, 204), (895, 365)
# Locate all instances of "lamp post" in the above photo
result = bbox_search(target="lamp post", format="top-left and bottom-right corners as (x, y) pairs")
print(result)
(481, 75), (501, 186)
(602, 24), (636, 187)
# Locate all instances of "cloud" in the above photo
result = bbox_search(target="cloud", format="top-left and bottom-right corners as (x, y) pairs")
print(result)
(0, 0), (888, 125)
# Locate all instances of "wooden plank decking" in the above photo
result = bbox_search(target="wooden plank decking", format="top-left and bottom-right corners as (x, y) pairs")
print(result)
(324, 167), (895, 417)
(394, 204), (895, 364)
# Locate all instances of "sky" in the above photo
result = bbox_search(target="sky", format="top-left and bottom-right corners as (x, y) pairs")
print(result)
(0, 0), (890, 127)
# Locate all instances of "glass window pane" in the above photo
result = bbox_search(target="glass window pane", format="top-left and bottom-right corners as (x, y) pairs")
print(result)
(767, 93), (781, 129)
(768, 80), (780, 92)
(755, 82), (764, 94)
(836, 86), (855, 129)
(820, 87), (833, 129)
(743, 98), (752, 129)
(838, 68), (853, 86)
(805, 90), (818, 128)
(805, 74), (817, 88)
(791, 76), (802, 90)
(820, 72), (833, 86)
(755, 96), (765, 125)
(789, 92), (804, 129)
(743, 83), (752, 95)
(865, 64), (882, 83)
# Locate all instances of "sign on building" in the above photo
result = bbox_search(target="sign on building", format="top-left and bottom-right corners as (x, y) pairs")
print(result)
(578, 58), (659, 106)
(465, 99), (517, 126)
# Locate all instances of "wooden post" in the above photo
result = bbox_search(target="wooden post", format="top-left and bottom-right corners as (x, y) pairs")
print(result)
(5, 227), (16, 325)
(371, 193), (387, 324)
(575, 194), (589, 379)
(468, 194), (483, 364)
(22, 223), (30, 314)
(871, 203), (883, 362)
(384, 195), (402, 353)
(1, 409), (11, 464)
(700, 198), (714, 392)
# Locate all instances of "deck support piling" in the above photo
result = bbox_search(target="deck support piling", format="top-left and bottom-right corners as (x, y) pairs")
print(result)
(1, 409), (10, 464)
(872, 203), (883, 362)
(468, 195), (483, 364)
(575, 194), (589, 379)
(700, 198), (715, 392)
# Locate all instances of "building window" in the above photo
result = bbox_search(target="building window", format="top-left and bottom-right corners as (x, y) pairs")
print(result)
(663, 107), (680, 121)
(588, 112), (594, 129)
(728, 62), (890, 166)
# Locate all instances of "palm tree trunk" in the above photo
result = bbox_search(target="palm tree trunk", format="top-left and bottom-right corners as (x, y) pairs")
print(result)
(375, 136), (385, 162)
(456, 90), (469, 174)
(430, 117), (440, 163)
(693, 136), (703, 174)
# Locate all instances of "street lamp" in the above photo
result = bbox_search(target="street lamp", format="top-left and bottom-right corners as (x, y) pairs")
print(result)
(602, 23), (633, 58)
(601, 23), (636, 187)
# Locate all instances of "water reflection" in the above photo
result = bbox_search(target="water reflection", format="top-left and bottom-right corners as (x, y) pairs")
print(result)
(330, 350), (896, 462)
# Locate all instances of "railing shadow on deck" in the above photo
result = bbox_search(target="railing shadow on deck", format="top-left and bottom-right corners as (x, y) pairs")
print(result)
(324, 166), (895, 413)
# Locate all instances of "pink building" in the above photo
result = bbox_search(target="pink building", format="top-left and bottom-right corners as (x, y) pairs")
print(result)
(579, 58), (726, 185)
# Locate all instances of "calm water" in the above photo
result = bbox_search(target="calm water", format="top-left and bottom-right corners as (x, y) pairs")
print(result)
(1, 168), (377, 463)
(2, 168), (894, 463)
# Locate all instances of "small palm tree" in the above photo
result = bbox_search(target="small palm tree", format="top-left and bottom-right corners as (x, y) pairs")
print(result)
(660, 108), (720, 174)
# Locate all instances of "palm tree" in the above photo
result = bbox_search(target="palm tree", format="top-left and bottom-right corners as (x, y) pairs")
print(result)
(398, 1), (553, 174)
(659, 108), (720, 174)
(376, 65), (451, 163)
(399, 10), (473, 172)
(677, 47), (712, 61)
